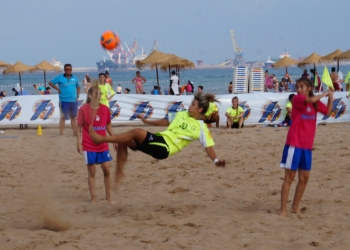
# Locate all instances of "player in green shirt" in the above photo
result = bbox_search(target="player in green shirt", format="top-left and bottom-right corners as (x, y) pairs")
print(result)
(98, 73), (115, 107)
(203, 102), (220, 128)
(89, 92), (226, 185)
(225, 96), (244, 129)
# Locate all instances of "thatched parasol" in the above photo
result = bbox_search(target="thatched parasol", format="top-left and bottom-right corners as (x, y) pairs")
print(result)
(30, 60), (61, 87)
(136, 50), (174, 87)
(0, 60), (10, 68)
(2, 62), (34, 95)
(158, 55), (195, 86)
(334, 49), (350, 61)
(272, 57), (299, 72)
(320, 49), (343, 71)
(297, 53), (322, 68)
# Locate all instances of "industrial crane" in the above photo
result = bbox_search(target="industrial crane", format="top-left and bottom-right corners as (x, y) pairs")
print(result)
(230, 30), (245, 66)
(150, 39), (158, 53)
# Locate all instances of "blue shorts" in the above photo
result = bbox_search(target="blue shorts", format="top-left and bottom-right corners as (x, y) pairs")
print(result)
(83, 150), (113, 165)
(280, 145), (312, 171)
(59, 101), (78, 119)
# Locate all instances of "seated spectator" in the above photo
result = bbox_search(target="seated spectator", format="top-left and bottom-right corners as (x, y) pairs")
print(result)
(279, 78), (289, 92)
(276, 94), (294, 127)
(44, 87), (51, 95)
(301, 69), (310, 79)
(151, 86), (159, 95)
(186, 81), (194, 95)
(203, 101), (220, 128)
(225, 96), (244, 129)
(265, 75), (274, 92)
(0, 90), (7, 99)
(116, 84), (122, 94)
(124, 88), (131, 94)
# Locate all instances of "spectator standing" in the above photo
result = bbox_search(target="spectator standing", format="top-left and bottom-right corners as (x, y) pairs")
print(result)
(116, 84), (122, 94)
(49, 63), (80, 136)
(330, 67), (339, 91)
(105, 71), (113, 88)
(228, 81), (233, 94)
(169, 71), (180, 95)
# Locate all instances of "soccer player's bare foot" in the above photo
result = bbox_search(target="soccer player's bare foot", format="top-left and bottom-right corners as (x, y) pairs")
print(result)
(279, 208), (287, 217)
(107, 197), (116, 205)
(89, 126), (103, 143)
(112, 173), (125, 191)
(290, 207), (301, 215)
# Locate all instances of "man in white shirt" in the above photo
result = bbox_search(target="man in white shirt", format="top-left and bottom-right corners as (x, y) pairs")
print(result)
(169, 71), (179, 95)
(116, 84), (122, 94)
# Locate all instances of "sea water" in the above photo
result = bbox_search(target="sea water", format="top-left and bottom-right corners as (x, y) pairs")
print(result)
(1, 65), (349, 96)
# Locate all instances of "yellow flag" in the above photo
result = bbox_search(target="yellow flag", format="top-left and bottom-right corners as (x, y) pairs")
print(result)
(321, 66), (333, 89)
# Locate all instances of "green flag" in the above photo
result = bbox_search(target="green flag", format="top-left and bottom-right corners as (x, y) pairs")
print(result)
(321, 66), (333, 89)
(314, 72), (318, 86)
(345, 70), (350, 84)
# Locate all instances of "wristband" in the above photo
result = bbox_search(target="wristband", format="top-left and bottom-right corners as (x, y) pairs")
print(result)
(213, 158), (219, 164)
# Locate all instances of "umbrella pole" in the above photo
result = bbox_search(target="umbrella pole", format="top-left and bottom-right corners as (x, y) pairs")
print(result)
(44, 70), (47, 88)
(285, 66), (287, 73)
(177, 67), (180, 85)
(19, 72), (22, 95)
(156, 63), (160, 88)
(337, 59), (339, 72)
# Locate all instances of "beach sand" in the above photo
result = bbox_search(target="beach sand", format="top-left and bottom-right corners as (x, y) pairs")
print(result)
(0, 123), (349, 249)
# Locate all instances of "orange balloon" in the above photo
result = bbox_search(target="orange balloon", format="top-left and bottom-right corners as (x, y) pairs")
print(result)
(100, 30), (120, 50)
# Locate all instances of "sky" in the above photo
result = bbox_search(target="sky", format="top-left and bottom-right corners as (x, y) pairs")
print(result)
(1, 0), (350, 67)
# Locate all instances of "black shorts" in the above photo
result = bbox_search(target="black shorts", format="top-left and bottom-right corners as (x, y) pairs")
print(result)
(204, 117), (217, 124)
(227, 122), (244, 129)
(135, 132), (169, 160)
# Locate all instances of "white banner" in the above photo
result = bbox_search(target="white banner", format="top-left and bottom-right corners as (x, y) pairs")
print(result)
(0, 92), (349, 125)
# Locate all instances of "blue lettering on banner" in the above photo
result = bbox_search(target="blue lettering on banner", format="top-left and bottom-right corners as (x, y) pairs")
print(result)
(164, 101), (185, 119)
(0, 101), (18, 121)
(259, 101), (278, 123)
(30, 100), (52, 121)
(322, 98), (346, 120)
(129, 101), (153, 120)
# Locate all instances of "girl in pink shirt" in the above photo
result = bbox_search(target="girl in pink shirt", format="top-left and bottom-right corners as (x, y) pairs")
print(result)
(279, 78), (334, 217)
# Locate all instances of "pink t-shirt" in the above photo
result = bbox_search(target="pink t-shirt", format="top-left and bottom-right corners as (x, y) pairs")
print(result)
(77, 104), (111, 152)
(285, 94), (328, 149)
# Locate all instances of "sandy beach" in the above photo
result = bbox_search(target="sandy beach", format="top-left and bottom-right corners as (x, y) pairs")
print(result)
(0, 123), (349, 249)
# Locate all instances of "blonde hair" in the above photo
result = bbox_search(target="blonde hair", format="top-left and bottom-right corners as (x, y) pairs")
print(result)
(194, 92), (220, 114)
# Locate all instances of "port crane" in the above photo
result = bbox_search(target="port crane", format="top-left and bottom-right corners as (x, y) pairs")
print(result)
(150, 39), (158, 53)
(230, 30), (244, 66)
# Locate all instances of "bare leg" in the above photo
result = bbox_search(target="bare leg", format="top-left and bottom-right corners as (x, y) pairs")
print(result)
(291, 170), (310, 214)
(238, 116), (243, 129)
(70, 117), (77, 136)
(213, 113), (220, 128)
(280, 169), (296, 217)
(275, 82), (279, 93)
(227, 118), (232, 129)
(87, 164), (96, 203)
(90, 127), (147, 145)
(59, 117), (65, 136)
(100, 161), (113, 204)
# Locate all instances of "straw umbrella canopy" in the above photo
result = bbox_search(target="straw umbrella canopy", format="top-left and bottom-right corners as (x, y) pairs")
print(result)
(30, 60), (61, 87)
(2, 62), (34, 95)
(0, 60), (10, 68)
(272, 56), (299, 72)
(297, 53), (322, 68)
(334, 49), (350, 62)
(159, 55), (195, 86)
(136, 50), (174, 87)
(320, 49), (343, 71)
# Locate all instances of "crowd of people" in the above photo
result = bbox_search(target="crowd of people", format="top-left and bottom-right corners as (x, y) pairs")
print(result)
(264, 67), (348, 93)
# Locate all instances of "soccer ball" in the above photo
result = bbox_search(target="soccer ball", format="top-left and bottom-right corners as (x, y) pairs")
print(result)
(100, 30), (120, 50)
